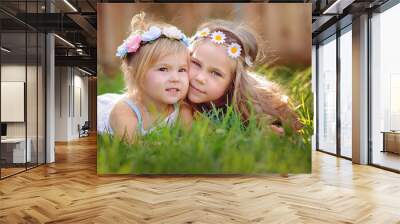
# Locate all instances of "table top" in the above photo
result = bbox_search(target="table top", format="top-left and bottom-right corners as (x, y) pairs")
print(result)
(381, 131), (400, 134)
(1, 138), (29, 143)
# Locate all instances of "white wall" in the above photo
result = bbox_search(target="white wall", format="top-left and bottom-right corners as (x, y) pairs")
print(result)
(1, 64), (46, 164)
(1, 65), (34, 138)
(1, 64), (40, 137)
(1, 65), (26, 141)
(72, 73), (89, 138)
(55, 67), (89, 141)
(1, 82), (25, 122)
(55, 67), (69, 141)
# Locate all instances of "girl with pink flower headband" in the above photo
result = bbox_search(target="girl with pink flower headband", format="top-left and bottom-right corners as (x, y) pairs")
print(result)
(98, 12), (192, 143)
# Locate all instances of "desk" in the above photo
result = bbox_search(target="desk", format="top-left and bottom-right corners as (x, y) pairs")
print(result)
(1, 138), (31, 163)
(381, 131), (400, 154)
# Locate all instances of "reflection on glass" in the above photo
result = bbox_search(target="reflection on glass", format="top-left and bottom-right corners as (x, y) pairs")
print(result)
(340, 28), (352, 158)
(27, 32), (38, 169)
(1, 31), (27, 177)
(0, 1), (46, 179)
(371, 3), (400, 171)
(318, 36), (337, 154)
(38, 33), (46, 165)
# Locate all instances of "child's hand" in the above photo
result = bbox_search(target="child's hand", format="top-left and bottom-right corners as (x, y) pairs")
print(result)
(270, 124), (284, 135)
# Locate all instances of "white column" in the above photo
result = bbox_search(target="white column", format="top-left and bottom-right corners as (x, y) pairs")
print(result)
(46, 1), (55, 163)
(352, 14), (369, 164)
(46, 33), (55, 163)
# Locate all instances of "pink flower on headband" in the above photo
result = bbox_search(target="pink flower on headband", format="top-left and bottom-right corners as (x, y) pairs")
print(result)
(125, 35), (142, 53)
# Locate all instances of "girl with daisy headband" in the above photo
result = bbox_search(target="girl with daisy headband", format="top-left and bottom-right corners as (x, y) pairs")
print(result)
(98, 12), (192, 142)
(187, 20), (302, 132)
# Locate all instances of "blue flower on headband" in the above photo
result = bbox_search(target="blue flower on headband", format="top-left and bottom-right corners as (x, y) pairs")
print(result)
(141, 26), (162, 42)
(116, 26), (191, 59)
(181, 35), (190, 48)
(116, 43), (128, 58)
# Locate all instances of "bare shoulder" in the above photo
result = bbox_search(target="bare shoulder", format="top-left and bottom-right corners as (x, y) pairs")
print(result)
(109, 100), (138, 142)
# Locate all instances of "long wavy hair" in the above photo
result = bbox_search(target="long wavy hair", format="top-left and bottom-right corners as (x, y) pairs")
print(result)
(190, 19), (302, 130)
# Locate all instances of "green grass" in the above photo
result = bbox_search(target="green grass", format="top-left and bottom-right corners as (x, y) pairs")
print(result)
(97, 72), (126, 95)
(97, 66), (312, 174)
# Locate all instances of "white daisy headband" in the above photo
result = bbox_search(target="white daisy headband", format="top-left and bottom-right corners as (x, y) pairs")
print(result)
(191, 28), (254, 67)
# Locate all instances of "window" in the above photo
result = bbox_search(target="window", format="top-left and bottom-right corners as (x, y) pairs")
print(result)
(339, 27), (352, 158)
(0, 1), (46, 179)
(317, 35), (337, 154)
(371, 3), (400, 171)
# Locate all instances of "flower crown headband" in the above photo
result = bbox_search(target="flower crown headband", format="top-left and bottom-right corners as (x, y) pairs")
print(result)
(191, 28), (254, 67)
(116, 25), (190, 59)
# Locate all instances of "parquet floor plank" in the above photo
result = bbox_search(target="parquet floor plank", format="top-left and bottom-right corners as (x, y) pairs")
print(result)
(0, 135), (399, 223)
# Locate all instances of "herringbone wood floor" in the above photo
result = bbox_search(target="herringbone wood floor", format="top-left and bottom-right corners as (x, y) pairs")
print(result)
(1, 135), (400, 224)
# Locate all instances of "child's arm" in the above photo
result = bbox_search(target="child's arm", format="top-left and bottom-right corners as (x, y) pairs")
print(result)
(109, 100), (139, 143)
(276, 105), (303, 132)
(179, 102), (193, 129)
(270, 125), (284, 135)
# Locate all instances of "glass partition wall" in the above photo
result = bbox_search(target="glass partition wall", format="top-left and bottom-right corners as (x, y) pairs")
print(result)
(0, 2), (46, 179)
(317, 35), (337, 155)
(315, 0), (400, 172)
(316, 25), (353, 159)
(370, 3), (400, 171)
(0, 30), (27, 177)
(339, 26), (352, 159)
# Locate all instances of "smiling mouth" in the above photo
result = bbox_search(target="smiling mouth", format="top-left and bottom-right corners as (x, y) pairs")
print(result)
(165, 88), (180, 94)
(190, 84), (205, 94)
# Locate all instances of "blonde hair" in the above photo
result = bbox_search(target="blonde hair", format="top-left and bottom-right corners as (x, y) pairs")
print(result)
(192, 20), (302, 130)
(120, 12), (189, 95)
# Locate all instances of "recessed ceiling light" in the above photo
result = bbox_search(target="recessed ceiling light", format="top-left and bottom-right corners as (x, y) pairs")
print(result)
(78, 67), (93, 76)
(54, 34), (75, 48)
(323, 0), (355, 15)
(1, 47), (11, 53)
(63, 0), (78, 12)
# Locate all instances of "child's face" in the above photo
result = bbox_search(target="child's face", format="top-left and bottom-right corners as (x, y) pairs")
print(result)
(188, 40), (236, 105)
(141, 52), (189, 105)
